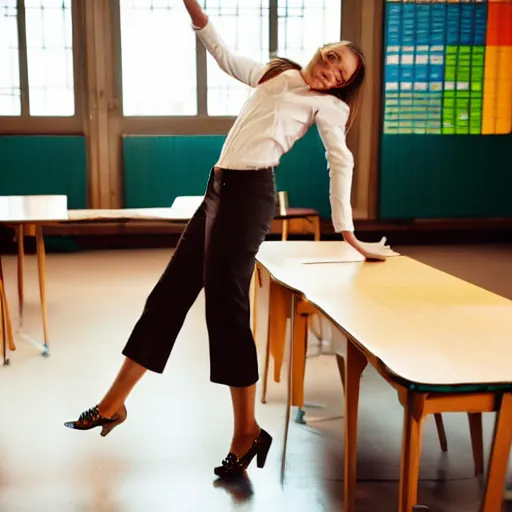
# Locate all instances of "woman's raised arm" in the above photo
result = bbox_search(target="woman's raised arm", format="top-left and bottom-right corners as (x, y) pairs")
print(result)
(183, 0), (268, 87)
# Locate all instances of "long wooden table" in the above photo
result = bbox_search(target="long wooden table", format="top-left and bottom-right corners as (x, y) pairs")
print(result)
(0, 195), (201, 365)
(255, 241), (512, 512)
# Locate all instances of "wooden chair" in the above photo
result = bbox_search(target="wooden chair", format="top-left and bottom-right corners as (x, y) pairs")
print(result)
(274, 191), (321, 241)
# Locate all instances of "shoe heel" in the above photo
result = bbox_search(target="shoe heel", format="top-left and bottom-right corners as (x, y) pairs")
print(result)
(100, 405), (127, 437)
(100, 422), (117, 437)
(256, 442), (271, 468)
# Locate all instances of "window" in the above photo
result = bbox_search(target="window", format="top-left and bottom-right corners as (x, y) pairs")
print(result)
(0, 1), (21, 115)
(120, 0), (197, 116)
(204, 0), (269, 116)
(25, 0), (74, 116)
(119, 0), (340, 117)
(277, 0), (341, 67)
(0, 0), (75, 117)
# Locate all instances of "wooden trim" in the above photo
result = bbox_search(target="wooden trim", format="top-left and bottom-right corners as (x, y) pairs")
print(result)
(17, 0), (30, 116)
(121, 116), (235, 135)
(0, 116), (83, 134)
(341, 0), (383, 222)
(367, 0), (384, 220)
(269, 0), (278, 56)
(0, 0), (84, 134)
(104, 0), (123, 208)
(72, 0), (85, 124)
(196, 36), (207, 115)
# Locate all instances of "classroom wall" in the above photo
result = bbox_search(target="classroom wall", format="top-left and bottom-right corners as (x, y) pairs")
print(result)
(380, 135), (512, 219)
(379, 0), (512, 221)
(0, 136), (88, 209)
(122, 127), (332, 218)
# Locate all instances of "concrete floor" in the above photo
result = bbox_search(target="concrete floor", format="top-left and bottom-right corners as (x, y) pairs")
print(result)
(0, 243), (511, 512)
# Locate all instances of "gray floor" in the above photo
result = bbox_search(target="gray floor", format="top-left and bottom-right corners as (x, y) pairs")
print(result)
(0, 244), (511, 511)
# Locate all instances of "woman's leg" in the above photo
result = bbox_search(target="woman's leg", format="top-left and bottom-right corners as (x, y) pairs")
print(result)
(203, 169), (276, 458)
(66, 185), (212, 430)
(229, 385), (260, 453)
(98, 358), (147, 418)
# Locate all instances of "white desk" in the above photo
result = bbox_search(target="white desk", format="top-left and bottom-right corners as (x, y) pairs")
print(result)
(1, 195), (200, 365)
(0, 195), (69, 362)
(256, 241), (512, 512)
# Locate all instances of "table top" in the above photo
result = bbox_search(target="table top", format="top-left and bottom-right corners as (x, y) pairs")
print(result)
(256, 241), (512, 387)
(67, 207), (194, 222)
(0, 195), (68, 223)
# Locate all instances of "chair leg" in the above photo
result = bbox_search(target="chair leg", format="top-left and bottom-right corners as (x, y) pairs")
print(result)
(434, 413), (448, 452)
(336, 354), (346, 392)
(282, 219), (289, 241)
(312, 215), (321, 241)
(468, 412), (484, 476)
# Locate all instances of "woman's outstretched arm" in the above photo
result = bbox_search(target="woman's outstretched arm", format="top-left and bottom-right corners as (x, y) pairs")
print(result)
(183, 0), (268, 87)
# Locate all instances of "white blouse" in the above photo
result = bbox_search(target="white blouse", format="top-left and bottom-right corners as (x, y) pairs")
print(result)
(195, 21), (355, 232)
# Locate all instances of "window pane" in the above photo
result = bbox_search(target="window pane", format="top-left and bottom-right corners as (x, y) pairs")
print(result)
(278, 0), (341, 67)
(204, 0), (269, 116)
(25, 0), (74, 116)
(120, 0), (197, 116)
(0, 0), (21, 115)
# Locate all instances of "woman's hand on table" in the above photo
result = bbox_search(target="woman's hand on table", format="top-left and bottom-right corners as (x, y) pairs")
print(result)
(341, 233), (399, 262)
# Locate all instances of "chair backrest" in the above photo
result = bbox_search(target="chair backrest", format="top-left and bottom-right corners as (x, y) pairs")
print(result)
(276, 191), (288, 216)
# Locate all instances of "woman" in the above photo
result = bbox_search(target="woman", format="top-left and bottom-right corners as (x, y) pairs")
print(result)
(64, 0), (395, 479)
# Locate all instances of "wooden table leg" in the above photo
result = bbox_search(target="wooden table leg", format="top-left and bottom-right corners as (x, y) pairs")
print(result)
(35, 225), (50, 356)
(291, 300), (310, 409)
(0, 258), (16, 363)
(281, 293), (297, 481)
(17, 224), (25, 324)
(261, 281), (289, 403)
(481, 393), (512, 512)
(344, 341), (368, 512)
(398, 391), (426, 512)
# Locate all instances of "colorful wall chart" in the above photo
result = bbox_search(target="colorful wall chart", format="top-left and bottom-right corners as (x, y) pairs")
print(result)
(383, 0), (512, 135)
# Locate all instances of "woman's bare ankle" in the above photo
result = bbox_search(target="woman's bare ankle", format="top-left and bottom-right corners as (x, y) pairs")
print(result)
(98, 402), (122, 419)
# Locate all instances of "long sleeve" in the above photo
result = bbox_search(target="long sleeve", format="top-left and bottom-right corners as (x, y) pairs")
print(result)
(194, 21), (268, 87)
(314, 100), (355, 232)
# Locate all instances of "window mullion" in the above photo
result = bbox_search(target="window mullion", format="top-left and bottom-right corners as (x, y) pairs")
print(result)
(17, 0), (30, 116)
(269, 0), (278, 58)
(196, 37), (207, 116)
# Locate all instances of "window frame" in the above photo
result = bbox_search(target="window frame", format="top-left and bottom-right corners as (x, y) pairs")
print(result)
(0, 0), (85, 135)
(115, 0), (342, 135)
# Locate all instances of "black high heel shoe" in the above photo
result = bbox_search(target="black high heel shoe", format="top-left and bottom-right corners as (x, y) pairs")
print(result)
(64, 405), (127, 437)
(214, 428), (272, 479)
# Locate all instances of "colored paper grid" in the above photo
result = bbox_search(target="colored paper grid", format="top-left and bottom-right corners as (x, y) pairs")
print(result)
(443, 46), (485, 134)
(383, 0), (512, 136)
(482, 0), (512, 134)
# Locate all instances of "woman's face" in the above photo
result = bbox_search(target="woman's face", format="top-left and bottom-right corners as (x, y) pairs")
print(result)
(302, 43), (360, 91)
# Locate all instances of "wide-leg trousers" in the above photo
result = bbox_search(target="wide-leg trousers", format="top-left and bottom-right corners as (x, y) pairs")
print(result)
(122, 167), (276, 387)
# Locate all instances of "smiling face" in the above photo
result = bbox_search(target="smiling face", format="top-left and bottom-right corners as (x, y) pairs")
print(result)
(302, 43), (361, 91)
